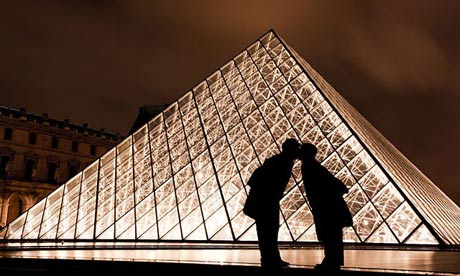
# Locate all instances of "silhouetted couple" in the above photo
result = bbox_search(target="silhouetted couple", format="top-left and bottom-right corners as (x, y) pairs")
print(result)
(243, 139), (352, 272)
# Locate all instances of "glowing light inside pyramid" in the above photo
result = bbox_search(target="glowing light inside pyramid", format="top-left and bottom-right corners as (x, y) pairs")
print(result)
(2, 30), (459, 246)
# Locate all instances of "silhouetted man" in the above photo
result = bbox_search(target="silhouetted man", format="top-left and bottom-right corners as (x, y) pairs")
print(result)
(299, 143), (353, 272)
(243, 138), (300, 269)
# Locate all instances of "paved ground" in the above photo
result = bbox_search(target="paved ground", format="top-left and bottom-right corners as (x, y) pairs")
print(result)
(0, 243), (459, 275)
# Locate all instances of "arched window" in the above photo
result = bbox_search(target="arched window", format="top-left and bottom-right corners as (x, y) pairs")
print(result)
(7, 195), (24, 224)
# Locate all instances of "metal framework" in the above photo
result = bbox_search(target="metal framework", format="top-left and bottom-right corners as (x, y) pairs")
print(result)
(1, 30), (459, 246)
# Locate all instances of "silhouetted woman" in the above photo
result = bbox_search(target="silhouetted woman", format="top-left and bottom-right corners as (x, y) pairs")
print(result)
(299, 143), (353, 272)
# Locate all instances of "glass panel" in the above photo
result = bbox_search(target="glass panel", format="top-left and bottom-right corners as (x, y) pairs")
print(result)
(405, 224), (438, 245)
(321, 152), (344, 175)
(366, 223), (398, 244)
(359, 166), (389, 198)
(304, 90), (324, 111)
(57, 189), (80, 239)
(206, 207), (229, 239)
(387, 202), (421, 242)
(353, 203), (383, 241)
(298, 225), (318, 242)
(278, 222), (293, 242)
(39, 187), (65, 238)
(22, 200), (46, 239)
(175, 176), (195, 205)
(327, 123), (352, 148)
(155, 183), (176, 220)
(219, 173), (243, 202)
(280, 187), (306, 220)
(115, 209), (135, 239)
(181, 207), (203, 239)
(335, 167), (356, 188)
(136, 193), (157, 239)
(5, 215), (26, 239)
(287, 203), (313, 241)
(96, 154), (116, 237)
(348, 151), (375, 180)
(158, 209), (180, 239)
(372, 183), (403, 219)
(318, 111), (341, 135)
(337, 136), (363, 164)
(344, 184), (369, 216)
(187, 224), (207, 241)
(199, 180), (223, 220)
(212, 223), (233, 241)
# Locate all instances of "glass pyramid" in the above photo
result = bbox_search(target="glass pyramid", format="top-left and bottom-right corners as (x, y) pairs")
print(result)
(2, 30), (459, 246)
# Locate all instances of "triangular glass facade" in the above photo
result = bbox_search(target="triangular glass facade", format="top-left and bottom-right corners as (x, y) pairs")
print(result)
(2, 30), (460, 246)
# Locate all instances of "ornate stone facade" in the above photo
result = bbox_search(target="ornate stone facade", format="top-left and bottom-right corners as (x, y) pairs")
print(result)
(0, 106), (122, 228)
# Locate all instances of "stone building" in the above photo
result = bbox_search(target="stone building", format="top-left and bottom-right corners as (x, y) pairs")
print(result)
(0, 106), (121, 228)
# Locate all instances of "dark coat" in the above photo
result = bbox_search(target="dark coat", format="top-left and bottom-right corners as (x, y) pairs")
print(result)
(301, 159), (353, 241)
(243, 153), (294, 219)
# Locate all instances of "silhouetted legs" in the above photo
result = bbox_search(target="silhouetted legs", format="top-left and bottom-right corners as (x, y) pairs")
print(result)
(318, 227), (344, 271)
(255, 211), (288, 268)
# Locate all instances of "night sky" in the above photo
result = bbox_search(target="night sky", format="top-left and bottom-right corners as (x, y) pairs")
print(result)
(1, 1), (459, 205)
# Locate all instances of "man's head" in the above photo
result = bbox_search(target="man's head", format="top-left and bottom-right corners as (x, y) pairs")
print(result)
(299, 143), (318, 160)
(282, 138), (300, 159)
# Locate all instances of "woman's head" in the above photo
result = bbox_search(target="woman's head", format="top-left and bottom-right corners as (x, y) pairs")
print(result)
(299, 143), (317, 160)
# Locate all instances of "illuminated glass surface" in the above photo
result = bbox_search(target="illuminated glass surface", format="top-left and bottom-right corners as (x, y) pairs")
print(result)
(1, 30), (459, 246)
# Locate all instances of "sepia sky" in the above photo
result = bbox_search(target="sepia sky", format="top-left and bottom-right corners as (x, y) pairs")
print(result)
(1, 0), (459, 205)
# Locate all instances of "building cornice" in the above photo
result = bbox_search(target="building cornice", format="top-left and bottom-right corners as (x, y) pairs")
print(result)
(0, 106), (122, 147)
